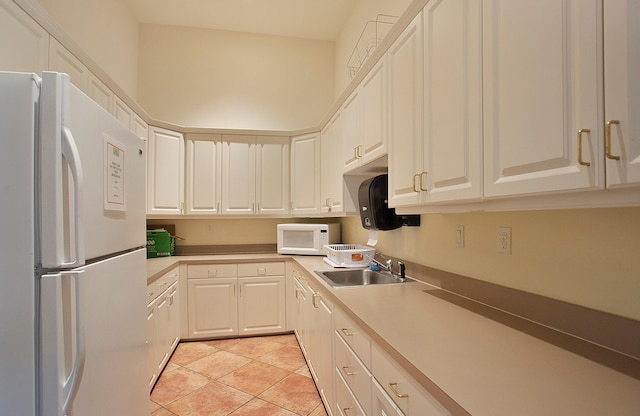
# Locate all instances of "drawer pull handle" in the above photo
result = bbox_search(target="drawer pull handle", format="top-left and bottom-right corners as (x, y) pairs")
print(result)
(388, 382), (409, 398)
(341, 366), (356, 376)
(343, 407), (352, 416)
(341, 328), (355, 337)
(147, 292), (153, 297)
(257, 268), (267, 275)
(158, 281), (167, 286)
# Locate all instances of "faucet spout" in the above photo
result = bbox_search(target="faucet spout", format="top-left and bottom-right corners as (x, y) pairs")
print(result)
(364, 254), (392, 272)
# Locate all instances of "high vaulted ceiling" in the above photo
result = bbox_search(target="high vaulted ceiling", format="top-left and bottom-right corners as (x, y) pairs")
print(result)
(127, 0), (357, 41)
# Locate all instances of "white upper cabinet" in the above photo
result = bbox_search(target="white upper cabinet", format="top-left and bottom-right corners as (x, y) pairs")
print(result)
(221, 135), (256, 215)
(291, 132), (321, 215)
(87, 73), (114, 113)
(0, 0), (49, 74)
(321, 111), (344, 213)
(185, 134), (222, 215)
(604, 1), (640, 188)
(387, 12), (424, 208)
(343, 58), (388, 174)
(342, 89), (362, 172)
(483, 0), (603, 198)
(422, 0), (482, 204)
(219, 135), (289, 216)
(147, 126), (185, 215)
(48, 38), (90, 92)
(360, 58), (388, 167)
(256, 137), (290, 215)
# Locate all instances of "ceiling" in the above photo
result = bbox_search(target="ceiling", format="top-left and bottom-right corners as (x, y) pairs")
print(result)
(127, 0), (357, 41)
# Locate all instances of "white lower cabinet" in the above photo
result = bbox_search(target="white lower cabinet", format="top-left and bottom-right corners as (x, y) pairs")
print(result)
(335, 370), (367, 416)
(372, 378), (405, 416)
(291, 263), (334, 415)
(334, 331), (372, 415)
(147, 266), (180, 390)
(371, 343), (450, 416)
(237, 262), (287, 336)
(185, 262), (286, 339)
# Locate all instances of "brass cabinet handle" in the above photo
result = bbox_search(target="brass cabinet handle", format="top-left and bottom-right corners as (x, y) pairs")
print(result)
(341, 328), (355, 337)
(419, 171), (428, 191)
(577, 129), (591, 166)
(354, 146), (358, 160)
(312, 293), (320, 308)
(606, 120), (621, 160)
(388, 382), (409, 398)
(413, 172), (429, 192)
(357, 144), (363, 158)
(413, 174), (420, 192)
(343, 408), (352, 416)
(341, 366), (356, 376)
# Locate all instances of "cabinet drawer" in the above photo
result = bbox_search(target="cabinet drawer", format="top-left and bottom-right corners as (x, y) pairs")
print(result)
(335, 369), (367, 416)
(187, 263), (237, 278)
(238, 261), (285, 277)
(335, 331), (372, 413)
(371, 344), (450, 416)
(147, 266), (179, 301)
(335, 307), (371, 366)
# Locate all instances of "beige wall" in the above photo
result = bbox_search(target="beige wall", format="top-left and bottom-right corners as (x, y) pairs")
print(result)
(36, 0), (139, 98)
(341, 207), (640, 321)
(137, 24), (335, 130)
(334, 0), (412, 96)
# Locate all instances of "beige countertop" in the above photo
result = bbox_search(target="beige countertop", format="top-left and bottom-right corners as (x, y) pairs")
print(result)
(147, 254), (640, 415)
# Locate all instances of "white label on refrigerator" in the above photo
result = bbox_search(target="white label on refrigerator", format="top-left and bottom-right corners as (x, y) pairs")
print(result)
(104, 136), (126, 211)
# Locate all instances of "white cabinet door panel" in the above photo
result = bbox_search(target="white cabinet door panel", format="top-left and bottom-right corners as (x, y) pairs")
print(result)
(483, 0), (603, 198)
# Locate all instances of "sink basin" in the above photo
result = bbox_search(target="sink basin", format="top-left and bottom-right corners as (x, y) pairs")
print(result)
(315, 269), (409, 287)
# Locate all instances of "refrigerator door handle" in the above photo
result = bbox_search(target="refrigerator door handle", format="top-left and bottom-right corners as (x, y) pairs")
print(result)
(62, 270), (85, 416)
(60, 126), (85, 269)
(39, 72), (85, 269)
(40, 271), (86, 416)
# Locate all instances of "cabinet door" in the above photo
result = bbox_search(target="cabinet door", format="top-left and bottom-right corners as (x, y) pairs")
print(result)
(387, 12), (424, 208)
(0, 0), (49, 74)
(87, 73), (113, 113)
(342, 90), (362, 172)
(187, 277), (238, 338)
(155, 292), (171, 374)
(49, 38), (89, 92)
(423, 0), (482, 203)
(146, 297), (158, 390)
(238, 275), (286, 336)
(307, 284), (334, 414)
(221, 135), (256, 215)
(133, 114), (148, 141)
(361, 57), (387, 165)
(604, 1), (640, 188)
(114, 96), (134, 130)
(322, 112), (344, 213)
(186, 134), (222, 215)
(483, 0), (603, 198)
(147, 127), (185, 214)
(291, 133), (321, 214)
(166, 281), (180, 353)
(256, 137), (290, 215)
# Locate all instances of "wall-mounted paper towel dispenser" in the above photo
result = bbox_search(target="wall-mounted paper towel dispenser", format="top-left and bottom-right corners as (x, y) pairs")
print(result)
(358, 174), (420, 230)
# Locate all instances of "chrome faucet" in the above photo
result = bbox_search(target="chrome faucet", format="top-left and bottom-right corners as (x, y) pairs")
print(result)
(365, 254), (392, 272)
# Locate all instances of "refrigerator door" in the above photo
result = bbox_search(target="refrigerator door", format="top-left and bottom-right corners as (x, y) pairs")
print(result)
(0, 71), (39, 415)
(40, 249), (148, 416)
(39, 72), (146, 266)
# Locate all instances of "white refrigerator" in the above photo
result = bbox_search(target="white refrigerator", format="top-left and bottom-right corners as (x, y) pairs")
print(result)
(0, 71), (149, 415)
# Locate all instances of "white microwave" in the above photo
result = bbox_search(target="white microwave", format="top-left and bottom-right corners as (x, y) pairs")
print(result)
(277, 223), (341, 255)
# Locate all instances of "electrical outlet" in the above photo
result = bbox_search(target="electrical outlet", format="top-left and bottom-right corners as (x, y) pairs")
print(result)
(455, 225), (464, 248)
(206, 223), (214, 233)
(498, 227), (511, 254)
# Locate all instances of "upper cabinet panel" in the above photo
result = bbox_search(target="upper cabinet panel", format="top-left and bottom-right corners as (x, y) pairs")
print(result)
(423, 0), (482, 203)
(0, 0), (49, 74)
(483, 0), (603, 198)
(604, 1), (640, 188)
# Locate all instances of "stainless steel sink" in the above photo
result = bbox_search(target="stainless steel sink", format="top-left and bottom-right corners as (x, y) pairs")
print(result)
(315, 269), (409, 287)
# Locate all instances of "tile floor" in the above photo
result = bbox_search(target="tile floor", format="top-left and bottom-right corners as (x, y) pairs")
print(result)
(150, 334), (328, 416)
